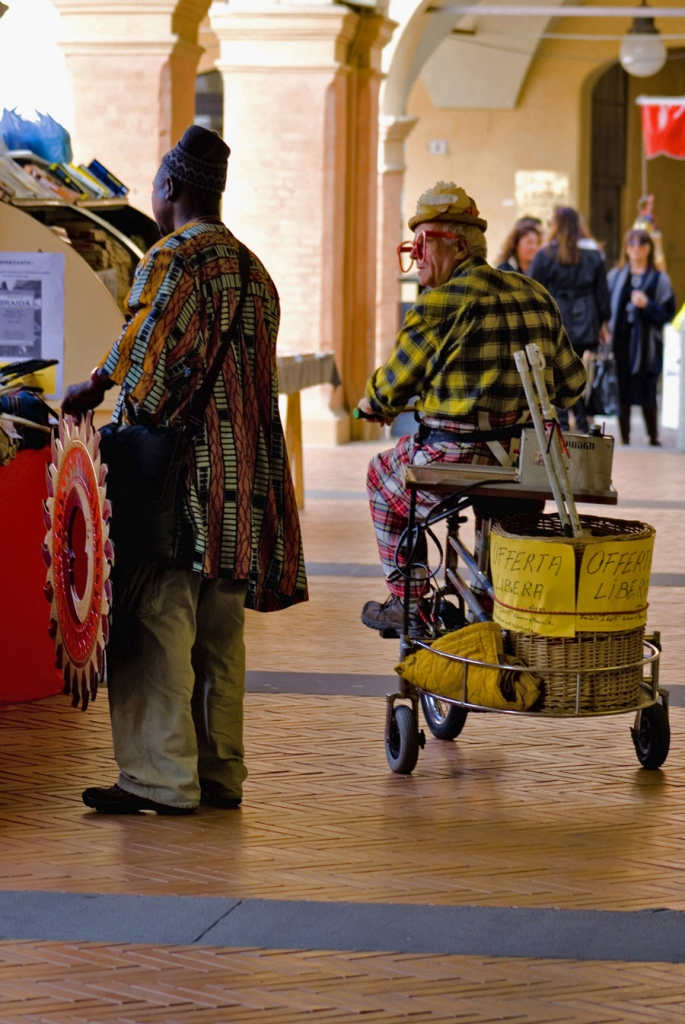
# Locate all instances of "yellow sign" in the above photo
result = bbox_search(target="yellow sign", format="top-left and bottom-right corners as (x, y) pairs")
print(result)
(576, 534), (654, 631)
(0, 364), (57, 396)
(490, 532), (576, 638)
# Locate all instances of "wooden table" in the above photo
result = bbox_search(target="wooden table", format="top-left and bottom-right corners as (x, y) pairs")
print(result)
(278, 352), (340, 509)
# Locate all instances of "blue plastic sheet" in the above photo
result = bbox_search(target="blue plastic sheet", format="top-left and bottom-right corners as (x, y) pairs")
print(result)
(0, 109), (73, 164)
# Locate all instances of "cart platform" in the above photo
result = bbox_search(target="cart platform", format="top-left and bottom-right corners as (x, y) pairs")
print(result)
(404, 464), (618, 504)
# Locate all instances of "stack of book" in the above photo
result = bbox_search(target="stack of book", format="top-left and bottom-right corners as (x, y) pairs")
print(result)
(0, 149), (134, 312)
(61, 162), (124, 200)
(59, 220), (133, 308)
(86, 159), (129, 198)
(24, 163), (83, 202)
(0, 155), (59, 201)
(0, 152), (129, 203)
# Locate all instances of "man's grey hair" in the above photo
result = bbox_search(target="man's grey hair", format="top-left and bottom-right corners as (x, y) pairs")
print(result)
(450, 224), (488, 259)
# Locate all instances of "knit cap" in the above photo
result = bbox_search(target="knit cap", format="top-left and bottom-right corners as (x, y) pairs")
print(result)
(162, 125), (230, 194)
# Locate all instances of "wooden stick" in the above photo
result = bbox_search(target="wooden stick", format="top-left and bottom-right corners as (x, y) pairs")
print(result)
(525, 344), (582, 537)
(0, 413), (52, 434)
(514, 350), (572, 534)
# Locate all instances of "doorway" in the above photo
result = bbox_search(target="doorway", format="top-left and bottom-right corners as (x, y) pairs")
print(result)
(195, 71), (223, 136)
(590, 63), (628, 268)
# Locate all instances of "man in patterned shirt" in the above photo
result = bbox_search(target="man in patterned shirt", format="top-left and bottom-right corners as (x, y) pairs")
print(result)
(63, 127), (307, 814)
(358, 182), (586, 635)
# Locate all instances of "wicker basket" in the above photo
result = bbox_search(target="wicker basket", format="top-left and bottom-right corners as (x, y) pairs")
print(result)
(494, 513), (653, 714)
(504, 627), (644, 712)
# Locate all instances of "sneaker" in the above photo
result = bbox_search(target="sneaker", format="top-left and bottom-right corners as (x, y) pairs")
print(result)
(361, 594), (425, 637)
(82, 783), (195, 815)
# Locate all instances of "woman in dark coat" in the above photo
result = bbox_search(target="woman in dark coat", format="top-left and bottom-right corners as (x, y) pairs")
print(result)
(529, 207), (611, 433)
(607, 228), (675, 446)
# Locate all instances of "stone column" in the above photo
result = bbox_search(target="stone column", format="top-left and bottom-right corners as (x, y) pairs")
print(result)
(343, 11), (396, 441)
(52, 0), (211, 213)
(376, 113), (416, 368)
(210, 0), (394, 443)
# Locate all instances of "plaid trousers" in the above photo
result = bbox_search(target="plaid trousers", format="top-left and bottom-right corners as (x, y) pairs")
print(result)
(366, 413), (522, 602)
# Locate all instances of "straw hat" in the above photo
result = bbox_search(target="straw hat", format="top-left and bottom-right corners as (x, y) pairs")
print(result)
(408, 181), (487, 232)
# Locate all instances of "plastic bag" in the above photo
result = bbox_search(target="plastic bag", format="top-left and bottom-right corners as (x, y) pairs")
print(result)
(0, 109), (73, 164)
(586, 355), (619, 417)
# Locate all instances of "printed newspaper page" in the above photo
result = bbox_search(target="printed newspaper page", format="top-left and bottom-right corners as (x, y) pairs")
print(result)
(0, 252), (65, 397)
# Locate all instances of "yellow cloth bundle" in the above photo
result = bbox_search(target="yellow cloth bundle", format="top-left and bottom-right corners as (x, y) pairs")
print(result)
(396, 621), (541, 711)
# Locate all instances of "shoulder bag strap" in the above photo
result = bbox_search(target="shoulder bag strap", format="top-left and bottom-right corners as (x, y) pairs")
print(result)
(183, 241), (251, 441)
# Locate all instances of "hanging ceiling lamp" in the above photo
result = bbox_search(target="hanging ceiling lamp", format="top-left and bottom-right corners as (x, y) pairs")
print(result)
(619, 1), (667, 77)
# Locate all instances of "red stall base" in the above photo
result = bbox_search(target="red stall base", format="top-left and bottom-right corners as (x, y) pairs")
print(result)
(0, 448), (64, 702)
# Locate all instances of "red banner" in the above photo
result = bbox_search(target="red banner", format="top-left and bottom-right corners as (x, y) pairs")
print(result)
(642, 103), (685, 159)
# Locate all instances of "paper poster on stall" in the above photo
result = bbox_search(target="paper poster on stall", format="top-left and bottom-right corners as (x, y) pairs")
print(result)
(490, 532), (576, 638)
(0, 252), (65, 398)
(576, 535), (654, 631)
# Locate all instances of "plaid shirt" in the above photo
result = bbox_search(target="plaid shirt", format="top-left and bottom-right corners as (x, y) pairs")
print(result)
(366, 257), (586, 419)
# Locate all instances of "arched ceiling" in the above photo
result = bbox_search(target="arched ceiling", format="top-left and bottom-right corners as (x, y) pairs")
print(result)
(383, 0), (586, 114)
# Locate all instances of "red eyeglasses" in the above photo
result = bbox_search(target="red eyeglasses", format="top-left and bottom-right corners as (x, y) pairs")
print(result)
(397, 229), (458, 272)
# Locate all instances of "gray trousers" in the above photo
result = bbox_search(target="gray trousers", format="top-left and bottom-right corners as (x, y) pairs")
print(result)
(106, 565), (248, 809)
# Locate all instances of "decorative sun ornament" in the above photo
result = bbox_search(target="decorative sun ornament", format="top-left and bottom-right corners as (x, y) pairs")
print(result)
(43, 413), (113, 710)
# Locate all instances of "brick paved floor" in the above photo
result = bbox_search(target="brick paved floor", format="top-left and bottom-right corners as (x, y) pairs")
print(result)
(1, 942), (685, 1023)
(1, 436), (684, 1022)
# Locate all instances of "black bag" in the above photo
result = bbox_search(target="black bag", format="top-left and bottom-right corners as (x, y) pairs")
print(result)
(99, 411), (191, 567)
(0, 389), (54, 450)
(586, 354), (619, 417)
(99, 242), (250, 572)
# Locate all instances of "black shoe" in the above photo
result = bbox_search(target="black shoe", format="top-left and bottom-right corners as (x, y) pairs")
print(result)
(361, 595), (425, 638)
(200, 791), (242, 809)
(82, 783), (196, 815)
(435, 596), (465, 632)
(199, 779), (242, 809)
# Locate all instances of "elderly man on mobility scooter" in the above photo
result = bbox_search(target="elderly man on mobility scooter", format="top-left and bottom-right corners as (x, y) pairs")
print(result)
(357, 182), (587, 637)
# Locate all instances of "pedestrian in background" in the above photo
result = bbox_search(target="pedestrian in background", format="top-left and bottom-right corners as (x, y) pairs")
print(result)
(496, 217), (542, 275)
(529, 206), (610, 433)
(607, 228), (675, 446)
